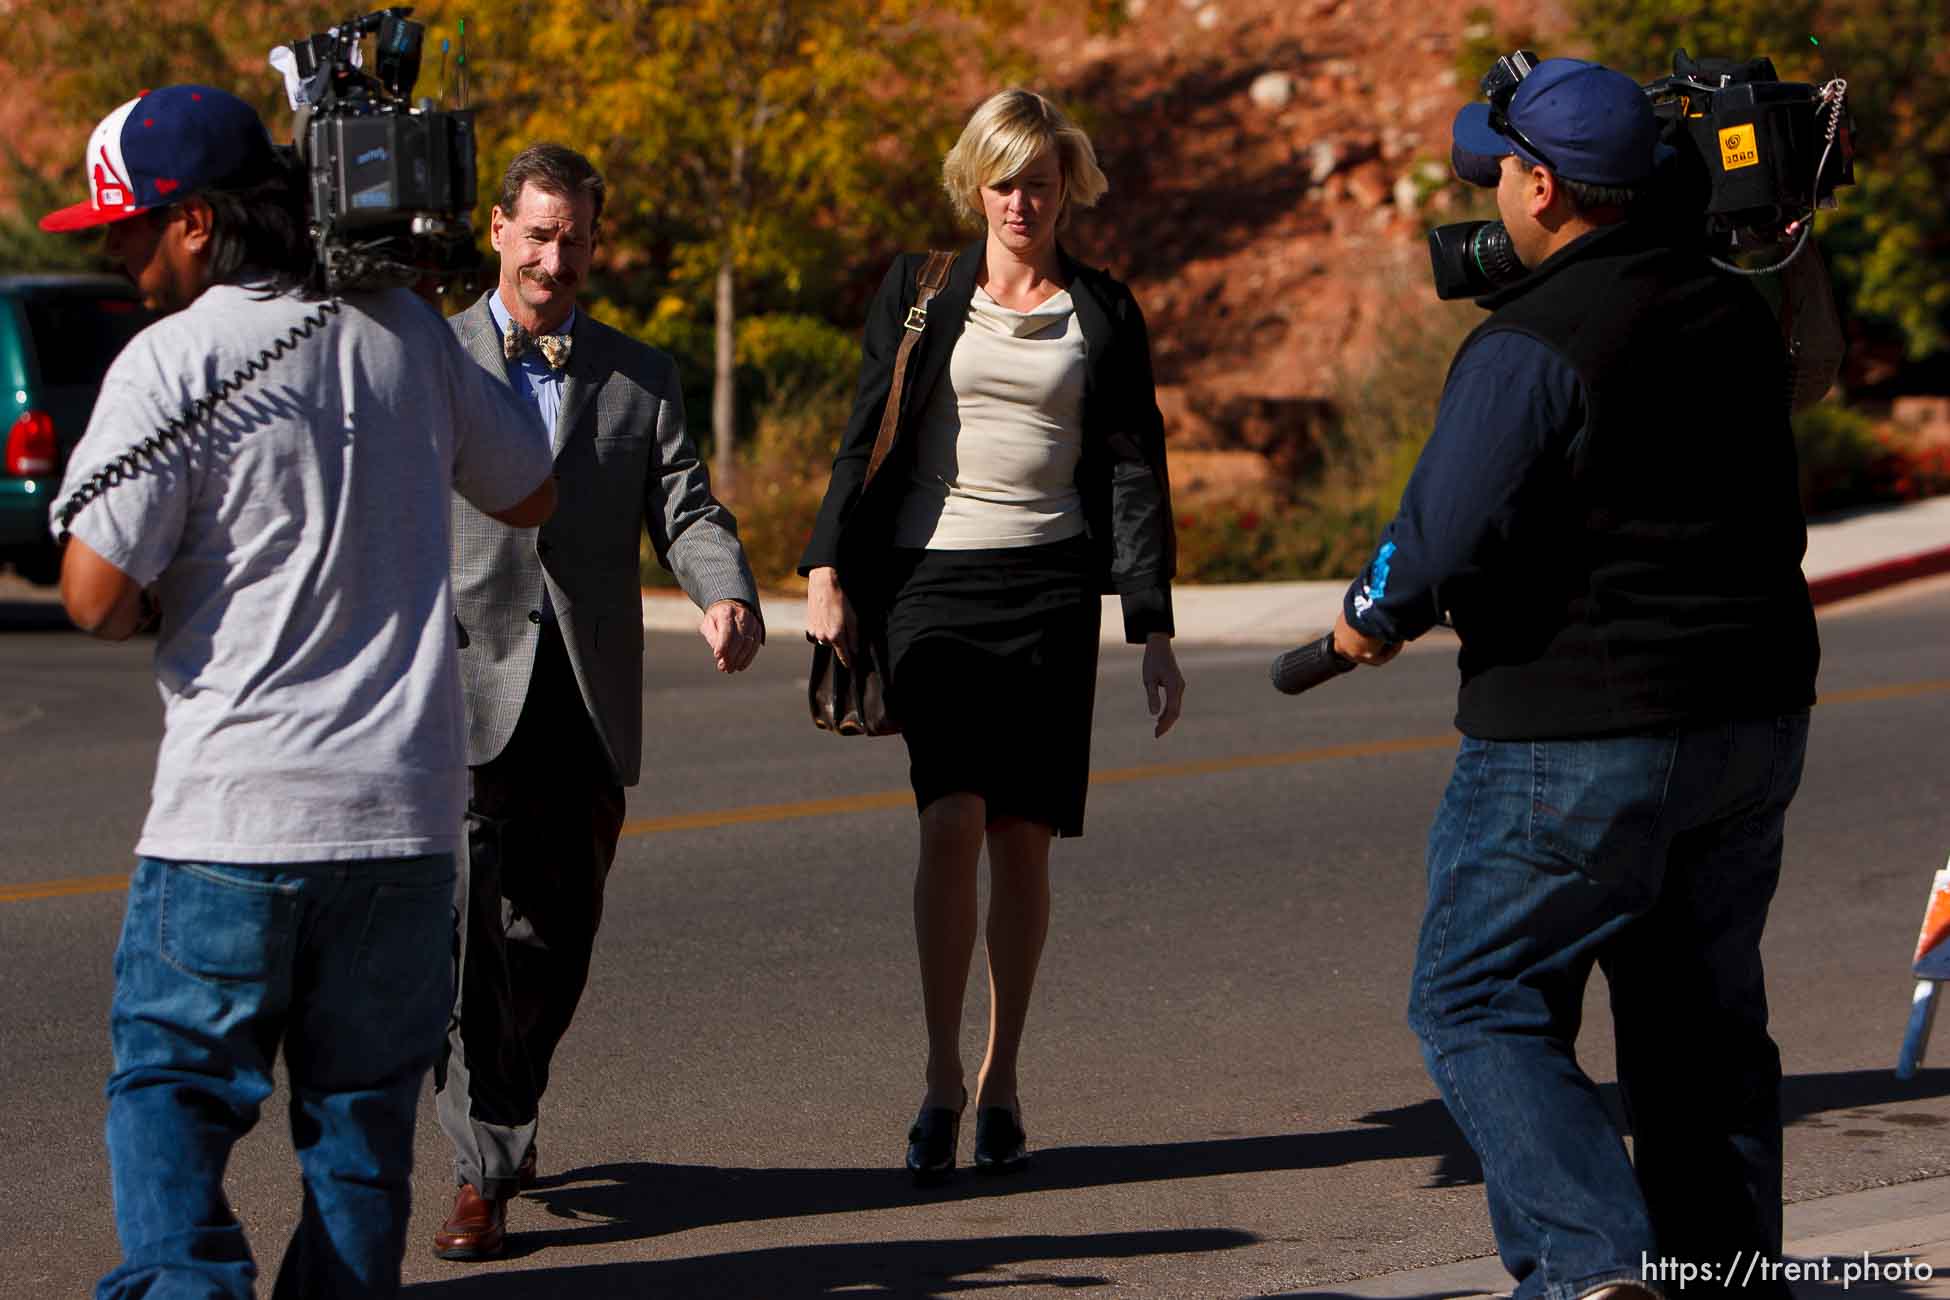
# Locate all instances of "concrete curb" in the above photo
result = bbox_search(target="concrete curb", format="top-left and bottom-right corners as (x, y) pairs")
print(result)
(1808, 546), (1950, 607)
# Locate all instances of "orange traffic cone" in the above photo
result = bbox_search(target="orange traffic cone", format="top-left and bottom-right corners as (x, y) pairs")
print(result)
(1896, 862), (1950, 1078)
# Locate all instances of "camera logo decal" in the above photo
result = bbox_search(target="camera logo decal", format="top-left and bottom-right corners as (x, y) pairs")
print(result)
(1719, 123), (1760, 172)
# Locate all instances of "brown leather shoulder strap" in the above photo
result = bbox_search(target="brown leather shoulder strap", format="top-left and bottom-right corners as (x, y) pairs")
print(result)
(864, 250), (956, 486)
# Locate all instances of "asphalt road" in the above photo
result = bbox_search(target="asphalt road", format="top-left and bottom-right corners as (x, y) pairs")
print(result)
(3, 578), (1949, 1298)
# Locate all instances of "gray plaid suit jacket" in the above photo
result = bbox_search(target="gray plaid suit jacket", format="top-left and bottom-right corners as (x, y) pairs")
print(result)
(449, 291), (760, 786)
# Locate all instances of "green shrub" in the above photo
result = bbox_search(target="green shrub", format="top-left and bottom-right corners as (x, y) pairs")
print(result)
(747, 379), (851, 482)
(1173, 504), (1285, 584)
(1889, 441), (1950, 501)
(596, 302), (859, 459)
(720, 472), (827, 592)
(1173, 500), (1397, 584)
(736, 314), (860, 409)
(638, 470), (825, 592)
(733, 384), (855, 585)
(1793, 401), (1894, 512)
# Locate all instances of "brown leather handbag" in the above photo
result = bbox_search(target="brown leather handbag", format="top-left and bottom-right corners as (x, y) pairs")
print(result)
(808, 249), (954, 737)
(807, 633), (897, 736)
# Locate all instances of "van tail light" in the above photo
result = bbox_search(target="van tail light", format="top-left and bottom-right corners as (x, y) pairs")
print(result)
(6, 411), (56, 476)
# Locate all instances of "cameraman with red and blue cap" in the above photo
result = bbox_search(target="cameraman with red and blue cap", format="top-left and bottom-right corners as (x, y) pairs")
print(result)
(1328, 58), (1818, 1300)
(43, 84), (557, 1299)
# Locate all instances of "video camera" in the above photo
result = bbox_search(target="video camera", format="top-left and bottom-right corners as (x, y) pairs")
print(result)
(274, 7), (479, 292)
(1428, 49), (1854, 301)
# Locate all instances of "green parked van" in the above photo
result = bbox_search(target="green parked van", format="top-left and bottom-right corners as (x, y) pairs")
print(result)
(0, 274), (156, 583)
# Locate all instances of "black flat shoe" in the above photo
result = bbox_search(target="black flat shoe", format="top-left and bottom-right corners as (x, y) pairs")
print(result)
(972, 1105), (1029, 1175)
(905, 1090), (965, 1186)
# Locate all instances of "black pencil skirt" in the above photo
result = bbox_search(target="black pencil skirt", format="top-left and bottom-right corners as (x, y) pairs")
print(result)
(882, 534), (1101, 837)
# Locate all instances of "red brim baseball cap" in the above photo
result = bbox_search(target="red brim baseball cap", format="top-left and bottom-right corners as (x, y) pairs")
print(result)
(40, 85), (274, 233)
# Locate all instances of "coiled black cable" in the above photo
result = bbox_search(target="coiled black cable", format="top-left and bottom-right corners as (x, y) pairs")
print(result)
(53, 298), (344, 543)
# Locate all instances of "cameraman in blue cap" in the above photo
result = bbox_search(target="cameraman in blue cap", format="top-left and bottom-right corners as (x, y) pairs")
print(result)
(1329, 58), (1817, 1300)
(44, 84), (557, 1299)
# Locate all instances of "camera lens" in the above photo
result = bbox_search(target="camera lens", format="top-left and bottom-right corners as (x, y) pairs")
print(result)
(1427, 220), (1529, 300)
(1470, 222), (1525, 285)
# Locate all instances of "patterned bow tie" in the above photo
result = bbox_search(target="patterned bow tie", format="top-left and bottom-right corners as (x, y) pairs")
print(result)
(503, 320), (572, 370)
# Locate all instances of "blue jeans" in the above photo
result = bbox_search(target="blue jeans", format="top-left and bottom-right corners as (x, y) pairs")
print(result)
(98, 855), (456, 1300)
(1409, 715), (1809, 1300)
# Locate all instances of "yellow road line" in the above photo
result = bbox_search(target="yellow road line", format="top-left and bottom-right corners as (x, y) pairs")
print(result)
(1821, 679), (1950, 705)
(0, 873), (138, 904)
(9, 679), (1950, 907)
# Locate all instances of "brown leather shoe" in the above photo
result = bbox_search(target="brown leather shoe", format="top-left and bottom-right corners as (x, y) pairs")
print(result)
(432, 1183), (507, 1261)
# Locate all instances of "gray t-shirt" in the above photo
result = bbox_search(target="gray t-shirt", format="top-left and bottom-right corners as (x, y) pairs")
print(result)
(57, 283), (552, 863)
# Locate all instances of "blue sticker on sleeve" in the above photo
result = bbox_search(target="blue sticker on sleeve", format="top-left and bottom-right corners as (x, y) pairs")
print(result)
(1352, 541), (1396, 617)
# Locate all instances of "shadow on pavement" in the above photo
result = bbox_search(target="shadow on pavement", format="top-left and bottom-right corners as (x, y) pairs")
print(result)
(413, 1069), (1950, 1276)
(1781, 1068), (1950, 1128)
(407, 1227), (1255, 1298)
(1388, 1068), (1950, 1192)
(1268, 1293), (1490, 1300)
(1408, 1067), (1950, 1189)
(476, 1111), (1479, 1264)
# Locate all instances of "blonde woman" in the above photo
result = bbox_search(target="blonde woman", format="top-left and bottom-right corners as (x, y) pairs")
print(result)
(801, 89), (1184, 1183)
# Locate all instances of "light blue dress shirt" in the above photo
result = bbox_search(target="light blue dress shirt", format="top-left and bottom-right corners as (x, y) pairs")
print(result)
(486, 291), (575, 621)
(487, 291), (575, 454)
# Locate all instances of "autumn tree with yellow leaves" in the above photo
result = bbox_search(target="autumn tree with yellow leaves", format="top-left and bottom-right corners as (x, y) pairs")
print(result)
(419, 0), (1030, 484)
(4, 0), (1061, 481)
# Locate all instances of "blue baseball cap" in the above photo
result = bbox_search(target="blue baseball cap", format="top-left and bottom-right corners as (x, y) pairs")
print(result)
(1450, 58), (1671, 189)
(40, 85), (275, 232)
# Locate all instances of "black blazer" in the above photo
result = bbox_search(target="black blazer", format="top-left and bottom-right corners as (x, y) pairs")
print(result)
(798, 240), (1176, 643)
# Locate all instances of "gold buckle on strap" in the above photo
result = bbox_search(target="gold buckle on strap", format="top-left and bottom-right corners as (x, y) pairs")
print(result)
(903, 305), (928, 333)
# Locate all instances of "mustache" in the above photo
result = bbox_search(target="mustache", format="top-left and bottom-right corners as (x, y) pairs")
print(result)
(521, 266), (577, 290)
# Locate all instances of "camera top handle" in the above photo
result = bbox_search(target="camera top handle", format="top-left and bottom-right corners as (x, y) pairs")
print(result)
(287, 7), (424, 110)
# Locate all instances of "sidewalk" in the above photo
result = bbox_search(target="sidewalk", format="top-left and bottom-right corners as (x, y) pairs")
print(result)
(1282, 1175), (1950, 1298)
(645, 494), (1950, 644)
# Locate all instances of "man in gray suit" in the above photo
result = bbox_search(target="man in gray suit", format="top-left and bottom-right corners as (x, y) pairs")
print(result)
(433, 143), (764, 1261)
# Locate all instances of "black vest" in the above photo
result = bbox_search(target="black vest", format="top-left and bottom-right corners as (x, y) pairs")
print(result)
(1447, 221), (1818, 739)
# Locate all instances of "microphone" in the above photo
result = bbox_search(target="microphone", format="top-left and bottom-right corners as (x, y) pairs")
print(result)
(1269, 631), (1358, 695)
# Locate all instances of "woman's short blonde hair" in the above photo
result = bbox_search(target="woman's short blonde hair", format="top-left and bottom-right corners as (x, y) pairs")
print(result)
(941, 89), (1109, 229)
